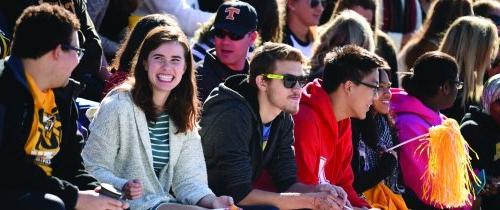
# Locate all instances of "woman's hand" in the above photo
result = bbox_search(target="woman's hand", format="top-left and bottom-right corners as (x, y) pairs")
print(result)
(122, 179), (143, 200)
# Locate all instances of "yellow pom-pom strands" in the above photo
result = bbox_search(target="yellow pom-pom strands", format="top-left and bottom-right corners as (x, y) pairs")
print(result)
(419, 119), (479, 208)
(387, 118), (480, 208)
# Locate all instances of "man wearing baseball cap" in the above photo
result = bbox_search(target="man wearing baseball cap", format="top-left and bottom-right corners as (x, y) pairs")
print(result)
(196, 1), (258, 102)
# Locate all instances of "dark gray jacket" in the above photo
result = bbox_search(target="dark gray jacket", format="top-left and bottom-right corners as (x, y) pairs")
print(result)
(200, 74), (297, 203)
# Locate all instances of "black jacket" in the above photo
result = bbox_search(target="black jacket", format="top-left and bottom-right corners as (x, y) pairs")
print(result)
(200, 74), (297, 203)
(196, 49), (249, 103)
(0, 56), (99, 209)
(461, 106), (500, 177)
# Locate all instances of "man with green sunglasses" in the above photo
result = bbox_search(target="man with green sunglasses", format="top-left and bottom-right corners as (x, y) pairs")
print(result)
(201, 42), (347, 210)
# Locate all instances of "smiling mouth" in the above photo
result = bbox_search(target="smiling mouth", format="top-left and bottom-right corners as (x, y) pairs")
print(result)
(158, 74), (174, 82)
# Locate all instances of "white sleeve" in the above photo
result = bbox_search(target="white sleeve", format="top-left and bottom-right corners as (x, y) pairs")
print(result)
(144, 0), (214, 36)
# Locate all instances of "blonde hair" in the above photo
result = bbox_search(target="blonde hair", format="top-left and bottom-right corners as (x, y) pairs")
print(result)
(439, 16), (499, 106)
(310, 10), (375, 70)
(281, 0), (319, 44)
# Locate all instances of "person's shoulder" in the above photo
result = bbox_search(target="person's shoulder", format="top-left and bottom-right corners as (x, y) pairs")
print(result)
(100, 89), (134, 111)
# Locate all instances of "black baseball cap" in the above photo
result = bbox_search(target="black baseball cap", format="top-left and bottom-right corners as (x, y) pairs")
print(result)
(212, 1), (258, 37)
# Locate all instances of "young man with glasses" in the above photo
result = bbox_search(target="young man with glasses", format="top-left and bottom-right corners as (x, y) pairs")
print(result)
(0, 4), (127, 210)
(201, 42), (347, 210)
(293, 45), (387, 209)
(196, 1), (258, 102)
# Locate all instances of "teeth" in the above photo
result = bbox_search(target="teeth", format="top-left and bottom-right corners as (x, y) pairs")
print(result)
(158, 74), (173, 82)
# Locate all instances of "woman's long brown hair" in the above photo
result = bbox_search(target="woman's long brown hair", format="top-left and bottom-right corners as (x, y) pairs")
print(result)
(129, 26), (199, 133)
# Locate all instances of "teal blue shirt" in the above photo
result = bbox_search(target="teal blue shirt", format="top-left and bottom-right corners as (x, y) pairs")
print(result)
(148, 113), (169, 177)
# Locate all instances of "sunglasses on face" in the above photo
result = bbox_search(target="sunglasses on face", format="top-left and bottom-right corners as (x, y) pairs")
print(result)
(310, 0), (325, 8)
(262, 73), (308, 89)
(214, 29), (245, 41)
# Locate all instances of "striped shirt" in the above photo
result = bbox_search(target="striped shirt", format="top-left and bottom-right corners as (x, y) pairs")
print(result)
(148, 113), (170, 177)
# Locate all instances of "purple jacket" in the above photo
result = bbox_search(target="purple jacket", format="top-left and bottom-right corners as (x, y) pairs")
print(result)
(390, 88), (445, 206)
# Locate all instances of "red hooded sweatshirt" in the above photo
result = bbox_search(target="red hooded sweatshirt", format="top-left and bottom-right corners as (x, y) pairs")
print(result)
(293, 79), (370, 207)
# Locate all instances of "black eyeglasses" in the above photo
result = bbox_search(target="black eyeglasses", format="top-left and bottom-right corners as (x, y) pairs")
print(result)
(62, 44), (85, 60)
(356, 80), (379, 96)
(262, 73), (308, 89)
(449, 80), (464, 90)
(310, 0), (325, 8)
(214, 29), (245, 41)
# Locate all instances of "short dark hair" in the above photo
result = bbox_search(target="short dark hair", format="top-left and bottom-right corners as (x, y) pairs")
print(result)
(248, 42), (304, 88)
(402, 51), (458, 99)
(10, 4), (80, 59)
(322, 45), (386, 93)
(130, 26), (199, 133)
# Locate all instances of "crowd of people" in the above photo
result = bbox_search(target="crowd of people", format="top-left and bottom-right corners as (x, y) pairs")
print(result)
(0, 0), (499, 210)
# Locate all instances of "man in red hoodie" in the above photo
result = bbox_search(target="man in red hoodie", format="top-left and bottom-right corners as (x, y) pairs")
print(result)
(294, 45), (387, 209)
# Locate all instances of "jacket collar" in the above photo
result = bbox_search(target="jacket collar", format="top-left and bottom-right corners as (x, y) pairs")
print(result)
(205, 49), (249, 79)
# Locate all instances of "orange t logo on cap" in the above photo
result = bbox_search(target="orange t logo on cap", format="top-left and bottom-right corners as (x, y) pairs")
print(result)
(225, 7), (240, 20)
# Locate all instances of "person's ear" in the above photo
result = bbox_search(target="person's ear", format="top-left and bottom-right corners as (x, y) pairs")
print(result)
(256, 75), (268, 91)
(52, 44), (63, 60)
(248, 31), (258, 44)
(343, 80), (354, 96)
(441, 82), (451, 95)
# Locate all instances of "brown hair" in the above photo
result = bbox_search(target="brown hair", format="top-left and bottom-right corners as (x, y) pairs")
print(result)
(311, 10), (375, 71)
(249, 42), (304, 88)
(11, 3), (80, 59)
(129, 26), (199, 133)
(473, 0), (500, 18)
(332, 0), (379, 30)
(111, 14), (180, 73)
(401, 0), (472, 70)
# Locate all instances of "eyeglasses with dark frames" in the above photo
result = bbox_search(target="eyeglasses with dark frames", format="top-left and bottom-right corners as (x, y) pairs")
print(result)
(356, 80), (379, 96)
(449, 80), (464, 90)
(62, 44), (85, 60)
(262, 73), (308, 89)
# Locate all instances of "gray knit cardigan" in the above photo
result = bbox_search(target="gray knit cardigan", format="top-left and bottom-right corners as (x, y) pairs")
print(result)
(82, 90), (213, 210)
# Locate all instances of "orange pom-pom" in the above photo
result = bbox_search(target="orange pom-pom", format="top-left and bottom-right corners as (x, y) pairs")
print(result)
(415, 118), (480, 208)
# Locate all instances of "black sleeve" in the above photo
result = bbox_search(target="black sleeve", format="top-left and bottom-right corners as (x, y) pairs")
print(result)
(200, 107), (254, 203)
(72, 0), (102, 79)
(460, 122), (485, 171)
(50, 97), (99, 208)
(0, 125), (84, 209)
(267, 114), (297, 192)
(352, 151), (397, 193)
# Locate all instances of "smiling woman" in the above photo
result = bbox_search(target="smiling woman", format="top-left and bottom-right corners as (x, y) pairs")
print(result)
(82, 26), (236, 210)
